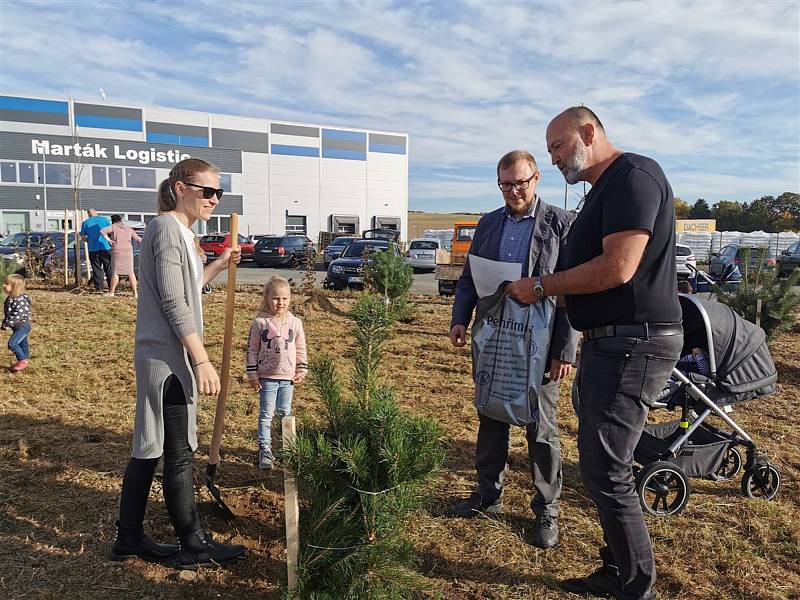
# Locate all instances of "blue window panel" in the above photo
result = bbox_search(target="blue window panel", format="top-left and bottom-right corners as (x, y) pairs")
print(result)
(369, 142), (406, 155)
(178, 135), (209, 147)
(322, 148), (366, 161)
(146, 132), (208, 146)
(0, 95), (68, 114)
(322, 128), (366, 142)
(271, 144), (319, 157)
(147, 132), (180, 144)
(75, 114), (143, 131)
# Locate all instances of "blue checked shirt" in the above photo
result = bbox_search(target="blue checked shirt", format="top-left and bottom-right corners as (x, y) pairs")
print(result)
(497, 198), (538, 277)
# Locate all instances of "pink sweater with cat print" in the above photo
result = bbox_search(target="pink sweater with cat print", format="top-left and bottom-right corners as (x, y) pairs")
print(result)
(245, 311), (308, 381)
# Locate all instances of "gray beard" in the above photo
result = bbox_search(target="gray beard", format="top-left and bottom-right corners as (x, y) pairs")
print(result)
(563, 144), (590, 184)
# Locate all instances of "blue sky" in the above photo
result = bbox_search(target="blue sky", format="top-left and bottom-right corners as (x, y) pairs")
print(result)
(1, 0), (798, 212)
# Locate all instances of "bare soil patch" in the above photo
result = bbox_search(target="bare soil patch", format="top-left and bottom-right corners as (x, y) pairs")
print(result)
(1, 287), (798, 599)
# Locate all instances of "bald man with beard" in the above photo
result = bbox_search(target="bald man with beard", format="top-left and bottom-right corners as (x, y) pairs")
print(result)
(506, 107), (683, 600)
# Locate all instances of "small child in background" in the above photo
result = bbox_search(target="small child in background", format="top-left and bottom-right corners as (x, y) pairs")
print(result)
(245, 276), (308, 470)
(2, 274), (32, 372)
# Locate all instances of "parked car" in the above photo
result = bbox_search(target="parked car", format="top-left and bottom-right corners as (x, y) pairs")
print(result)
(675, 244), (696, 279)
(47, 232), (91, 275)
(199, 232), (255, 261)
(322, 236), (357, 267)
(362, 228), (401, 242)
(405, 238), (440, 273)
(777, 241), (800, 277)
(709, 245), (775, 277)
(325, 238), (400, 290)
(0, 231), (57, 266)
(0, 231), (90, 276)
(254, 235), (314, 268)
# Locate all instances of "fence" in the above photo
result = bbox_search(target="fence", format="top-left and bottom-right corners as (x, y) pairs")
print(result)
(677, 231), (799, 263)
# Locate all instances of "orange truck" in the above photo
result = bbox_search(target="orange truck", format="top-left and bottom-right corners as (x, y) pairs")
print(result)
(434, 220), (479, 295)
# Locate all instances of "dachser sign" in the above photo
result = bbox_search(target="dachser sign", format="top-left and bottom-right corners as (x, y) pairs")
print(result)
(675, 219), (716, 233)
(31, 140), (190, 165)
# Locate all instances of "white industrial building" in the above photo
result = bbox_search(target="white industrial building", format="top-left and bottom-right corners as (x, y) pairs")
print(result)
(0, 93), (408, 241)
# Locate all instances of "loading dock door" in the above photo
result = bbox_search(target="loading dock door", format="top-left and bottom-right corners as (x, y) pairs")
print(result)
(330, 214), (359, 235)
(372, 216), (400, 230)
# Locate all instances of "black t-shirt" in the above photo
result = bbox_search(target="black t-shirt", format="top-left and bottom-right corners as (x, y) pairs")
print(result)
(564, 153), (681, 330)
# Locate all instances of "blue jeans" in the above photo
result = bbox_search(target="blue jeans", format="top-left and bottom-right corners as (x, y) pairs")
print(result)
(258, 379), (294, 451)
(8, 322), (31, 360)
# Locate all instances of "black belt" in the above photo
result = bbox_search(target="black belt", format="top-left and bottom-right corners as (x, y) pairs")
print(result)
(582, 322), (683, 341)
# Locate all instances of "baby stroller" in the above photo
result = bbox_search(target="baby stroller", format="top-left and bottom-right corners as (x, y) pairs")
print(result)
(633, 294), (781, 516)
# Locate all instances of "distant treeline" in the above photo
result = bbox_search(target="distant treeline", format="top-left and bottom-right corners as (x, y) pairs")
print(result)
(676, 192), (799, 233)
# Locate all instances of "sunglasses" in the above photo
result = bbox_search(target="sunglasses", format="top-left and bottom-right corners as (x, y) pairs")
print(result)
(181, 181), (224, 200)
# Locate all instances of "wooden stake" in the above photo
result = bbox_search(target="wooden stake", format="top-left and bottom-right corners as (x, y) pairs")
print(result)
(282, 415), (299, 591)
(63, 209), (69, 288)
(74, 208), (82, 286)
(208, 213), (239, 467)
(756, 298), (763, 328)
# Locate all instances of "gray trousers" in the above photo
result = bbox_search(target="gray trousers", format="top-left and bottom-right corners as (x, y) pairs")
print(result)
(577, 334), (682, 600)
(475, 378), (562, 517)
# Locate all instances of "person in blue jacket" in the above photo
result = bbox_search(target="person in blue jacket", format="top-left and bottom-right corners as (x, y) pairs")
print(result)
(80, 208), (112, 292)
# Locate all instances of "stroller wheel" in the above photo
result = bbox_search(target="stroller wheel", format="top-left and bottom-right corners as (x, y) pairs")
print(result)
(636, 461), (691, 517)
(714, 447), (743, 481)
(741, 462), (781, 500)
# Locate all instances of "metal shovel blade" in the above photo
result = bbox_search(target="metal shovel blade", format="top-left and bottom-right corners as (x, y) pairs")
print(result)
(204, 463), (235, 518)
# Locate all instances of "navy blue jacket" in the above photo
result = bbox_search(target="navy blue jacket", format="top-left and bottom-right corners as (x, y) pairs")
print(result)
(451, 199), (580, 364)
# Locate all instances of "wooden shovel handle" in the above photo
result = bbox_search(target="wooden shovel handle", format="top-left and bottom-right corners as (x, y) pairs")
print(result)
(208, 213), (239, 466)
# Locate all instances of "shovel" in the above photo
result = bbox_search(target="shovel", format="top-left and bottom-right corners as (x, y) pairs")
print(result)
(204, 212), (239, 518)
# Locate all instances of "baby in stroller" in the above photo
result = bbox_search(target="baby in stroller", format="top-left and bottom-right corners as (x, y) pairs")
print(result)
(633, 294), (781, 516)
(657, 346), (711, 401)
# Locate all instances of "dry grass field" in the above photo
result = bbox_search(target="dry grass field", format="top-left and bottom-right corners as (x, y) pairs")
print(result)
(408, 211), (484, 240)
(1, 286), (799, 600)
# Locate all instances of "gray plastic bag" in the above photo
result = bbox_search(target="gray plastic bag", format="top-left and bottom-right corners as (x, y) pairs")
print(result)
(471, 284), (555, 426)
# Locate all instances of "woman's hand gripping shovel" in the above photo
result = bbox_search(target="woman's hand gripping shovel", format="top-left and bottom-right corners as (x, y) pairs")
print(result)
(204, 213), (238, 518)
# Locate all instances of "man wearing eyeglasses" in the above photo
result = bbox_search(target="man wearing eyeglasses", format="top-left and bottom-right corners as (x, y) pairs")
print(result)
(448, 150), (579, 550)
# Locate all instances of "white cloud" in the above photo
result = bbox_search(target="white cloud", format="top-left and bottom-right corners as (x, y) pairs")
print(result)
(0, 0), (797, 212)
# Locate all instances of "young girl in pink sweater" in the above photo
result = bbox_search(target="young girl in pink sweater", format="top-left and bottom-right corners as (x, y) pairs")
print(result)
(245, 276), (308, 469)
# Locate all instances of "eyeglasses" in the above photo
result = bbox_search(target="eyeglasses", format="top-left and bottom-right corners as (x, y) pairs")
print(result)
(497, 172), (538, 193)
(182, 181), (224, 200)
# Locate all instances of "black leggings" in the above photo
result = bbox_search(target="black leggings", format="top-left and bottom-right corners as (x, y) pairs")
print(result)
(118, 375), (200, 537)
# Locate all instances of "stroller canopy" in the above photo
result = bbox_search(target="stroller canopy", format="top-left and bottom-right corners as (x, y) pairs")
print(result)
(679, 295), (777, 402)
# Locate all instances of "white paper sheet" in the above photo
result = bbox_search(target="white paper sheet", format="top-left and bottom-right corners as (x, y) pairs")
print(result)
(468, 255), (523, 298)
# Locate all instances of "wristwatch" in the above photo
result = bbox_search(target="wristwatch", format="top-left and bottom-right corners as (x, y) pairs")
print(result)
(532, 277), (545, 298)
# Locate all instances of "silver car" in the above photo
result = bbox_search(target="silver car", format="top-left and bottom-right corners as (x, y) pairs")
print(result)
(675, 244), (697, 279)
(405, 238), (440, 273)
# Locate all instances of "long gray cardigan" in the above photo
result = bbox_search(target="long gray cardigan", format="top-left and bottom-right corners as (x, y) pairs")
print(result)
(131, 214), (203, 459)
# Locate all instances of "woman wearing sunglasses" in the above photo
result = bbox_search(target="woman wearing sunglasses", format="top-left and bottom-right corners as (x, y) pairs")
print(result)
(110, 158), (246, 569)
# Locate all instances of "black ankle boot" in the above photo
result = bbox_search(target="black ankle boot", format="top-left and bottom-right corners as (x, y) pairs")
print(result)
(109, 521), (179, 562)
(177, 529), (246, 570)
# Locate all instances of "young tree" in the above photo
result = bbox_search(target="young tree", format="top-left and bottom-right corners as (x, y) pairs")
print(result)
(715, 247), (800, 342)
(281, 294), (445, 598)
(69, 105), (88, 287)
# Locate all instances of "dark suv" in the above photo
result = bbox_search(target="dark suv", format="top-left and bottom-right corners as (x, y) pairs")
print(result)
(324, 238), (401, 290)
(777, 241), (800, 277)
(254, 235), (314, 268)
(709, 245), (775, 277)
